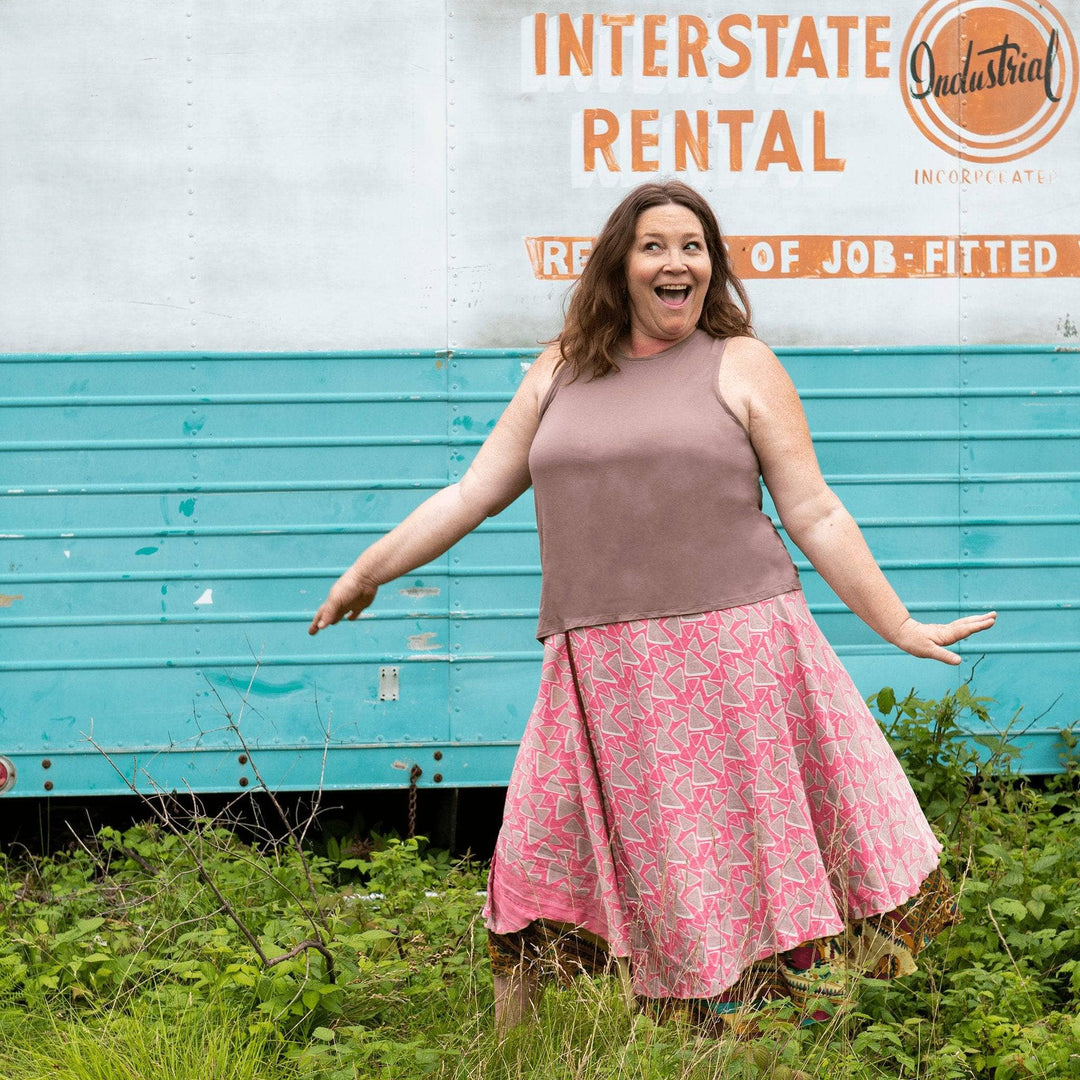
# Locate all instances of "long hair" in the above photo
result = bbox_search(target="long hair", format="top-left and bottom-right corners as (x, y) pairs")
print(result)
(556, 181), (753, 380)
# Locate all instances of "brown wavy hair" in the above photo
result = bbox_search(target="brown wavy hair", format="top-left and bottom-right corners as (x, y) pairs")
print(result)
(556, 181), (753, 380)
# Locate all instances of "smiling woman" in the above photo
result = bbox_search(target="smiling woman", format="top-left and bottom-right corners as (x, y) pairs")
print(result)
(623, 205), (711, 353)
(309, 180), (995, 1040)
(554, 181), (752, 381)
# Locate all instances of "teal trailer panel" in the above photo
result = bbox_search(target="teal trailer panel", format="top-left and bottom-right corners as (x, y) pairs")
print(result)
(1, 346), (1077, 797)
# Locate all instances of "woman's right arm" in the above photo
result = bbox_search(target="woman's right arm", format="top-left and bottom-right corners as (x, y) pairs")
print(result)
(308, 347), (559, 634)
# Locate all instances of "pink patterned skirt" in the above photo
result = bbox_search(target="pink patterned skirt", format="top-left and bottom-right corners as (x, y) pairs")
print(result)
(483, 590), (954, 1002)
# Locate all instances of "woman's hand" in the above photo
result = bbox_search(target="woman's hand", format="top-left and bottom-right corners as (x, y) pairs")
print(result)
(308, 568), (379, 635)
(891, 611), (998, 665)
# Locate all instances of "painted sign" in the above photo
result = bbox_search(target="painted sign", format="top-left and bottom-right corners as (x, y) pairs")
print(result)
(0, 0), (1077, 350)
(447, 2), (1080, 348)
(902, 0), (1077, 163)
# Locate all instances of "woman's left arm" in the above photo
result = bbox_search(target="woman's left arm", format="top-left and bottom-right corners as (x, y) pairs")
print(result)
(721, 338), (996, 665)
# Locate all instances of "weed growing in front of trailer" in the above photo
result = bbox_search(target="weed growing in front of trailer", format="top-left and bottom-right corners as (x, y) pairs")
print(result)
(1, 685), (1079, 1079)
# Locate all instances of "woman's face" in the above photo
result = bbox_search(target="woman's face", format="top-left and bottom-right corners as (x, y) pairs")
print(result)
(624, 203), (711, 356)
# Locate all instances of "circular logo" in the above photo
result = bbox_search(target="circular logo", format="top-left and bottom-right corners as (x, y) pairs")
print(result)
(901, 0), (1078, 162)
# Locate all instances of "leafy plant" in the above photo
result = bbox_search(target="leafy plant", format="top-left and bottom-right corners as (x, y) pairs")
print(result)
(2, 683), (1079, 1078)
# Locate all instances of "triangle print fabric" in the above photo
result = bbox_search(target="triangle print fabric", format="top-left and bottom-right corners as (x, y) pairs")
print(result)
(483, 589), (945, 999)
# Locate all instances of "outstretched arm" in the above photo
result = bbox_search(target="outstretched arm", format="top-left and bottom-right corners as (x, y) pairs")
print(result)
(308, 348), (558, 634)
(720, 338), (996, 665)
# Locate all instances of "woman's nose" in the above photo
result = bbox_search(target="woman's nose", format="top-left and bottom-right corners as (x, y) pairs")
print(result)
(663, 246), (685, 269)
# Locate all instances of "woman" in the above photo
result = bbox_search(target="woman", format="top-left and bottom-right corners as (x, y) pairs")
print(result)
(310, 181), (995, 1034)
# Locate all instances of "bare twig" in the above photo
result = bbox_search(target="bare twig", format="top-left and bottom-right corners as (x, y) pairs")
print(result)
(298, 685), (331, 849)
(85, 733), (337, 983)
(217, 660), (330, 934)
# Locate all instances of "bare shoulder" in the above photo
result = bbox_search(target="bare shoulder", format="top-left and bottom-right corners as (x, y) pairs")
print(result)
(722, 335), (788, 383)
(719, 336), (797, 428)
(518, 343), (561, 409)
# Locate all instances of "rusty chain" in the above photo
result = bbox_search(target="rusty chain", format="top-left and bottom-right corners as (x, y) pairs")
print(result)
(407, 764), (422, 839)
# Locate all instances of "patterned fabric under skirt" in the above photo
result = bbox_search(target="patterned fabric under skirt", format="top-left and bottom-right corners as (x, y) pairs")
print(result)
(483, 590), (960, 1007)
(489, 867), (959, 1033)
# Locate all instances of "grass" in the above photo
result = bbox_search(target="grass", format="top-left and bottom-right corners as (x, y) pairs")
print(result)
(0, 996), (285, 1080)
(1, 684), (1078, 1079)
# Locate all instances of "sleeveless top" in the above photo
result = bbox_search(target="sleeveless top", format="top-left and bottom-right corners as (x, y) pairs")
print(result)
(528, 329), (800, 639)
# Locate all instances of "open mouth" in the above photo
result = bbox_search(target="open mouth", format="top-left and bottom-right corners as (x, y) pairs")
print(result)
(655, 285), (691, 307)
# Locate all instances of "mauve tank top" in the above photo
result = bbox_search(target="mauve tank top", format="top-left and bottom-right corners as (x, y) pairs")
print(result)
(528, 329), (800, 639)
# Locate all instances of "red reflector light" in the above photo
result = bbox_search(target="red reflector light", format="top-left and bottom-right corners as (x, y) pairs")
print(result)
(0, 757), (15, 794)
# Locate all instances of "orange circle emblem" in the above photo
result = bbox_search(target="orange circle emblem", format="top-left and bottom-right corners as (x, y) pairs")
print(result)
(901, 0), (1078, 162)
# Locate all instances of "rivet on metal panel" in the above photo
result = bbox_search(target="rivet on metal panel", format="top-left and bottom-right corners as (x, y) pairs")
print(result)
(41, 759), (51, 769)
(433, 774), (443, 784)
(433, 751), (443, 761)
(44, 781), (53, 791)
(238, 754), (248, 765)
(378, 666), (400, 702)
(239, 777), (249, 788)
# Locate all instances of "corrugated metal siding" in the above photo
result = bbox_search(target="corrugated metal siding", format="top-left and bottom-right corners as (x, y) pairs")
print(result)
(0, 346), (1076, 796)
(780, 347), (1079, 771)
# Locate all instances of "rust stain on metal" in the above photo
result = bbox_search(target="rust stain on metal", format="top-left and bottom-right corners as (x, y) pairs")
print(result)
(407, 631), (440, 650)
(399, 586), (440, 598)
(0, 594), (24, 607)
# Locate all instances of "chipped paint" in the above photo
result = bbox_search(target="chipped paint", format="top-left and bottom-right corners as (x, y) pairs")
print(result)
(178, 498), (196, 517)
(63, 550), (70, 558)
(0, 594), (24, 607)
(194, 588), (213, 606)
(520, 360), (533, 373)
(206, 672), (306, 696)
(407, 631), (440, 650)
(399, 586), (440, 598)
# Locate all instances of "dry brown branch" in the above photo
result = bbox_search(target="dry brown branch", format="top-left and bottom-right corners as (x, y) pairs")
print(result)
(85, 732), (337, 984)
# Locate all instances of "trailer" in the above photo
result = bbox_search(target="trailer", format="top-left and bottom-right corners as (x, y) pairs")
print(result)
(1, 0), (1078, 799)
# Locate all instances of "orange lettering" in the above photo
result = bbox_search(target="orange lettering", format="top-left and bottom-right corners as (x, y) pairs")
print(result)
(678, 15), (708, 77)
(534, 13), (547, 76)
(717, 15), (752, 78)
(716, 109), (754, 170)
(786, 16), (828, 77)
(675, 110), (709, 170)
(813, 111), (844, 171)
(757, 15), (789, 79)
(583, 109), (619, 171)
(866, 16), (890, 78)
(631, 109), (660, 171)
(826, 16), (858, 78)
(643, 15), (667, 77)
(756, 110), (802, 171)
(558, 13), (593, 76)
(601, 14), (634, 77)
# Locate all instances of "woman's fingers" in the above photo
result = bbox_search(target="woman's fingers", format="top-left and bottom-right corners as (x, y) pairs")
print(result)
(934, 611), (998, 646)
(894, 612), (997, 664)
(308, 577), (377, 635)
(308, 604), (338, 635)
